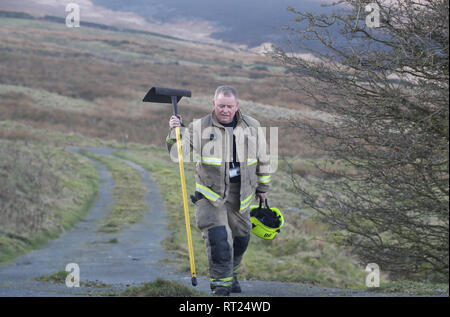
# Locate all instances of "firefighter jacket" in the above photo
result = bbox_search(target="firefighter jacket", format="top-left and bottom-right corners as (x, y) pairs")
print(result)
(166, 109), (271, 213)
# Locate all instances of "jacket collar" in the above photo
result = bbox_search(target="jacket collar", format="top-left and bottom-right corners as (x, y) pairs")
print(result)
(211, 109), (244, 128)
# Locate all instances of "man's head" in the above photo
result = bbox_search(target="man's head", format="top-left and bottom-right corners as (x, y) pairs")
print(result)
(213, 85), (239, 124)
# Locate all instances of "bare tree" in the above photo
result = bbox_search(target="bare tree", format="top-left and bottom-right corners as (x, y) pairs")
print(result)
(273, 0), (448, 281)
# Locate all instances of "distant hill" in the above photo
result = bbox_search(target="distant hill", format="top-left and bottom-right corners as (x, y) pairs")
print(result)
(0, 0), (343, 52)
(91, 0), (336, 50)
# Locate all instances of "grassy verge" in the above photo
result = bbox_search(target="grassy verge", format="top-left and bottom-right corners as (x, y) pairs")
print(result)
(368, 280), (449, 296)
(118, 278), (207, 297)
(112, 147), (367, 289)
(78, 151), (147, 233)
(0, 139), (99, 263)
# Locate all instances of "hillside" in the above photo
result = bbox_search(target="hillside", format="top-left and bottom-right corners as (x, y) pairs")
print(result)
(0, 11), (315, 153)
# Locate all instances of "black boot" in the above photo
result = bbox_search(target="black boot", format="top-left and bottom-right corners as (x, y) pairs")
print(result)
(231, 276), (241, 293)
(212, 286), (230, 296)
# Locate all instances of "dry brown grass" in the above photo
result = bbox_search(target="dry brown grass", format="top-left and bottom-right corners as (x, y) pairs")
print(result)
(0, 17), (324, 157)
(0, 139), (97, 251)
(0, 91), (207, 146)
(0, 18), (308, 106)
(0, 140), (58, 234)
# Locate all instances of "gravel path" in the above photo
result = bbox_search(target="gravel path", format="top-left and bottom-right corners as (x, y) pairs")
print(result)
(0, 147), (399, 297)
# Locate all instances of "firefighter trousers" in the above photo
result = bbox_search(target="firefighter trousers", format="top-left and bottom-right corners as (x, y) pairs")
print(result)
(193, 182), (252, 290)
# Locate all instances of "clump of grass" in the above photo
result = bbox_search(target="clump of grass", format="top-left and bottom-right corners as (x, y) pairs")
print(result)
(34, 270), (112, 288)
(34, 270), (69, 284)
(119, 278), (206, 297)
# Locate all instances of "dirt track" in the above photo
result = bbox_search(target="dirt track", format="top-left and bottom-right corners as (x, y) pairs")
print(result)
(0, 147), (404, 297)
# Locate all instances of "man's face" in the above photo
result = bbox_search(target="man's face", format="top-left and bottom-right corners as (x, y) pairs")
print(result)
(213, 93), (239, 124)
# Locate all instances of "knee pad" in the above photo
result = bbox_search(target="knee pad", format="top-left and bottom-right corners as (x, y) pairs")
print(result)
(208, 226), (231, 264)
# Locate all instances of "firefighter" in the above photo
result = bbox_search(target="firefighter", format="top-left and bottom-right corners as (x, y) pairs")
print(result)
(167, 85), (271, 296)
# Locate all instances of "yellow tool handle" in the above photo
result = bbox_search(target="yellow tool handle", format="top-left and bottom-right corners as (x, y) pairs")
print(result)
(175, 126), (197, 286)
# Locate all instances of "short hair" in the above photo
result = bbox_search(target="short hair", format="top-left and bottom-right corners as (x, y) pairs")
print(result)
(214, 85), (238, 101)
